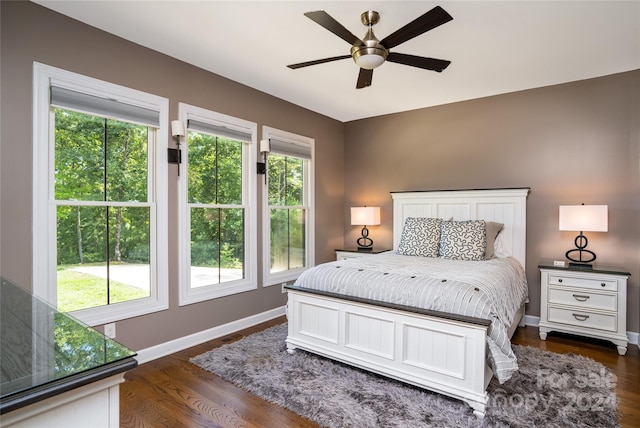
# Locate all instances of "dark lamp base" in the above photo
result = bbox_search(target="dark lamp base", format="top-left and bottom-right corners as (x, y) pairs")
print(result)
(565, 232), (597, 270)
(568, 262), (593, 270)
(356, 225), (374, 250)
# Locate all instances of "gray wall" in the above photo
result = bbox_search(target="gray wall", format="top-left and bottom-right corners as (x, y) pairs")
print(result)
(344, 70), (640, 333)
(2, 2), (638, 352)
(0, 1), (344, 350)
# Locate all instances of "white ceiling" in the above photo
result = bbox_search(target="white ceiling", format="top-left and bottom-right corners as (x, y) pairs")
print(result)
(34, 1), (640, 122)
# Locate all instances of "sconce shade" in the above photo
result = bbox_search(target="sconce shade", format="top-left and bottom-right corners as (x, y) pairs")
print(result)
(351, 206), (381, 226)
(171, 120), (185, 137)
(260, 139), (270, 153)
(559, 205), (608, 232)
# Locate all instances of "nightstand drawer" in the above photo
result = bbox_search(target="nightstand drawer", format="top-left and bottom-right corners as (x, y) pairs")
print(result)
(547, 307), (617, 332)
(547, 287), (617, 312)
(336, 251), (360, 261)
(548, 274), (617, 291)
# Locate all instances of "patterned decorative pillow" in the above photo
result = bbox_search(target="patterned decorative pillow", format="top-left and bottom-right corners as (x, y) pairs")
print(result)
(396, 217), (442, 257)
(439, 220), (487, 261)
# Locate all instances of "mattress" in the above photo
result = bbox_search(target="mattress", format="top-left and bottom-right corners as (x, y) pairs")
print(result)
(294, 252), (529, 383)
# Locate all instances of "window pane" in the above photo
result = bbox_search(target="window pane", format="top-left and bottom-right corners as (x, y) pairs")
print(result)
(54, 110), (105, 201)
(267, 155), (282, 206)
(105, 120), (148, 202)
(57, 205), (107, 267)
(107, 206), (151, 303)
(216, 138), (243, 205)
(268, 155), (303, 206)
(285, 157), (304, 206)
(187, 131), (242, 205)
(55, 205), (150, 312)
(190, 207), (244, 287)
(270, 208), (287, 273)
(288, 208), (306, 269)
(270, 208), (306, 273)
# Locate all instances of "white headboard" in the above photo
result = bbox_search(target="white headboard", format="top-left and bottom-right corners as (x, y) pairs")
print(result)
(391, 188), (529, 268)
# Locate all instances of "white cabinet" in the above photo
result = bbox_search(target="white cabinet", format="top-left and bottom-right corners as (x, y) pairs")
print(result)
(538, 263), (629, 355)
(2, 374), (125, 428)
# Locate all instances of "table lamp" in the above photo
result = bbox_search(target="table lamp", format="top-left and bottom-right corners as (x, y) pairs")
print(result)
(559, 204), (608, 269)
(351, 206), (380, 250)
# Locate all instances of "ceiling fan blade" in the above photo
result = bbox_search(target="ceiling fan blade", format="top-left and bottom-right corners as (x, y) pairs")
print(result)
(304, 10), (363, 46)
(380, 6), (453, 49)
(356, 68), (373, 89)
(287, 55), (351, 69)
(387, 52), (451, 72)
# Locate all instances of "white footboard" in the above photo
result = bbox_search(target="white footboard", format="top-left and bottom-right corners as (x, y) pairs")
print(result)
(286, 287), (492, 417)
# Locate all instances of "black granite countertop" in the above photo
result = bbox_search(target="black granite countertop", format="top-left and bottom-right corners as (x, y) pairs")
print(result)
(0, 278), (137, 414)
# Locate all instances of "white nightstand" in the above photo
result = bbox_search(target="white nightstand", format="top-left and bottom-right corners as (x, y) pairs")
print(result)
(538, 262), (629, 355)
(335, 248), (391, 261)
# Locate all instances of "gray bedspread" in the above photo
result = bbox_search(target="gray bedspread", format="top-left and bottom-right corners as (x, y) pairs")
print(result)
(294, 252), (529, 383)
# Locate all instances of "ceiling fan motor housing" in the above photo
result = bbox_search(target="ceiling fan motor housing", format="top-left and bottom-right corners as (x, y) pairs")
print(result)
(351, 11), (388, 69)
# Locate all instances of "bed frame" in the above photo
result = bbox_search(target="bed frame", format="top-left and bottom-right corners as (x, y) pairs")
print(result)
(286, 188), (529, 417)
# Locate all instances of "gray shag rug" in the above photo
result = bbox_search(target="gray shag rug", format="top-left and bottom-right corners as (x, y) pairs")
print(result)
(191, 324), (618, 427)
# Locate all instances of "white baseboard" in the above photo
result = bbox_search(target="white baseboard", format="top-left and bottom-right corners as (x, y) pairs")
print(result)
(524, 314), (540, 327)
(523, 315), (639, 347)
(135, 306), (286, 364)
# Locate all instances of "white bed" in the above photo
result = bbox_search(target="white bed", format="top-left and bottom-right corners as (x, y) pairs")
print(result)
(285, 188), (530, 417)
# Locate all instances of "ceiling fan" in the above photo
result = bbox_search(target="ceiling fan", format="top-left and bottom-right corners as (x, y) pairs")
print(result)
(287, 6), (453, 89)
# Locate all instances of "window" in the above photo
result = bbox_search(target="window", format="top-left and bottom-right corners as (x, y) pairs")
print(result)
(178, 103), (257, 305)
(33, 63), (168, 326)
(262, 127), (314, 286)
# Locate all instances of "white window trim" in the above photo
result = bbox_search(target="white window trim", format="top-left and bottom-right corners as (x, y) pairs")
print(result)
(262, 126), (315, 287)
(177, 103), (257, 306)
(32, 62), (169, 326)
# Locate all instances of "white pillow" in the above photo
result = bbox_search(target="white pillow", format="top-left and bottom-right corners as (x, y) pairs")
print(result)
(494, 231), (510, 258)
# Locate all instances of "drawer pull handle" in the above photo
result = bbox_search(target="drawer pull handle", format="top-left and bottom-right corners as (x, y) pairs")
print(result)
(558, 278), (563, 283)
(601, 283), (606, 287)
(572, 314), (590, 322)
(572, 294), (590, 302)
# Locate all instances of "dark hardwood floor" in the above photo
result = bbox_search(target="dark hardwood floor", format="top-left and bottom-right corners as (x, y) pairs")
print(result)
(121, 316), (639, 427)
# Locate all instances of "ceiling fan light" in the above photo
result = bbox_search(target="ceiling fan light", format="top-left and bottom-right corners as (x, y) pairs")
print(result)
(354, 53), (385, 69)
(352, 46), (388, 70)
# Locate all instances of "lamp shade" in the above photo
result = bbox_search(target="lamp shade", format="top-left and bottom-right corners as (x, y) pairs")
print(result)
(559, 205), (608, 232)
(351, 206), (380, 226)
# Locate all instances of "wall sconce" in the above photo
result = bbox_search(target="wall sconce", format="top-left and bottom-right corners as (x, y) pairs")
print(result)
(168, 120), (185, 176)
(257, 139), (270, 183)
(559, 204), (608, 269)
(351, 206), (381, 250)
